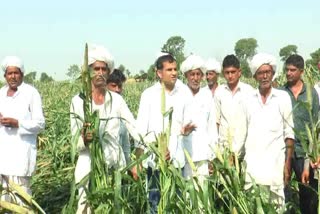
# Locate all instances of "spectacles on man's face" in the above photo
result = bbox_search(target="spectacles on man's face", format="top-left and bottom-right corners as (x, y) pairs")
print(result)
(256, 70), (273, 77)
(93, 66), (107, 72)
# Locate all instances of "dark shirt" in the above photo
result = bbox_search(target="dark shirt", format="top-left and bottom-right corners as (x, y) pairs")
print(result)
(280, 82), (319, 157)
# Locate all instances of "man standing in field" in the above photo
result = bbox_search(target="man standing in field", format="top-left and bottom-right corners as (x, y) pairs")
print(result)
(106, 69), (131, 164)
(70, 45), (140, 213)
(0, 56), (45, 203)
(214, 55), (253, 158)
(244, 53), (294, 208)
(179, 54), (218, 180)
(280, 54), (319, 214)
(135, 53), (187, 212)
(203, 58), (221, 97)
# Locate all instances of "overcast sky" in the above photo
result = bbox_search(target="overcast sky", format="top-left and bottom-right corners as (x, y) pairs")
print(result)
(0, 0), (319, 80)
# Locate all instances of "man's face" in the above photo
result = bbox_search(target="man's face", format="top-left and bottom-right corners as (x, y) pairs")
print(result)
(223, 66), (241, 86)
(4, 66), (23, 90)
(254, 64), (274, 90)
(90, 61), (109, 88)
(185, 69), (204, 92)
(285, 64), (303, 84)
(157, 61), (177, 89)
(107, 82), (123, 94)
(206, 70), (218, 86)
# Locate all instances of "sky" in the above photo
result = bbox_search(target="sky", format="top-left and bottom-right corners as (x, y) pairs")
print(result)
(0, 0), (319, 80)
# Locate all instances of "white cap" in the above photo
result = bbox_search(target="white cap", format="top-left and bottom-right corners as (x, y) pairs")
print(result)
(1, 56), (25, 73)
(180, 54), (206, 74)
(204, 58), (221, 73)
(249, 53), (277, 76)
(88, 44), (114, 73)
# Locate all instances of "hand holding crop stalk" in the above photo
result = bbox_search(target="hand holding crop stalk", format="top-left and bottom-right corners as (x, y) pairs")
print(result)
(0, 113), (19, 128)
(301, 157), (320, 184)
(81, 122), (94, 146)
(181, 122), (197, 136)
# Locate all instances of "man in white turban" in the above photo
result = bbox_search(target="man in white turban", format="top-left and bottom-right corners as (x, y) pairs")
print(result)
(70, 45), (140, 213)
(243, 53), (294, 209)
(0, 56), (45, 203)
(203, 58), (221, 96)
(179, 55), (218, 182)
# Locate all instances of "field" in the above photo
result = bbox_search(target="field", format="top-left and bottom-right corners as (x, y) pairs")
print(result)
(1, 68), (320, 213)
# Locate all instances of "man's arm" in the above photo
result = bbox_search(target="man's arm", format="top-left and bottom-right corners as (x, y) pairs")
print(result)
(284, 138), (294, 185)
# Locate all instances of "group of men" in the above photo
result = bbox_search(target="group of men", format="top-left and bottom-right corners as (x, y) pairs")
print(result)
(0, 44), (319, 214)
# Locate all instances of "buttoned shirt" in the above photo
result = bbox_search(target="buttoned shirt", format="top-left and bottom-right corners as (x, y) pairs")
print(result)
(0, 82), (45, 176)
(136, 80), (188, 168)
(244, 88), (294, 186)
(180, 87), (218, 162)
(281, 83), (319, 157)
(70, 91), (139, 169)
(214, 81), (254, 155)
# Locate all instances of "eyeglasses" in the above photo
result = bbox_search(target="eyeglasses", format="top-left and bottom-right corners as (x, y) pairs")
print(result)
(256, 70), (273, 77)
(93, 66), (107, 72)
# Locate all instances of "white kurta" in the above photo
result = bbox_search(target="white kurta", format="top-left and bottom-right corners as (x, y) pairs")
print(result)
(180, 87), (218, 162)
(0, 82), (45, 176)
(70, 91), (140, 182)
(136, 80), (188, 169)
(214, 81), (253, 156)
(244, 88), (294, 186)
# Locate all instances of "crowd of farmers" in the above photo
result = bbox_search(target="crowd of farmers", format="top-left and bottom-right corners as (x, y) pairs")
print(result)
(1, 44), (320, 213)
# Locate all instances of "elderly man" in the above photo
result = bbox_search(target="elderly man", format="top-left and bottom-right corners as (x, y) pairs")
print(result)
(135, 53), (187, 213)
(214, 55), (253, 158)
(179, 54), (218, 179)
(244, 53), (294, 208)
(203, 58), (221, 96)
(0, 56), (45, 202)
(70, 45), (140, 213)
(280, 54), (319, 214)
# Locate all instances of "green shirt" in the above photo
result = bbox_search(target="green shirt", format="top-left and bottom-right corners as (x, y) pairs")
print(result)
(280, 83), (319, 157)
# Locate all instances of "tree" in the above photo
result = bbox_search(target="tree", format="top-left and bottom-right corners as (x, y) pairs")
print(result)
(40, 72), (54, 82)
(234, 38), (258, 61)
(66, 64), (81, 80)
(306, 48), (320, 69)
(146, 64), (156, 81)
(118, 64), (126, 72)
(124, 69), (131, 78)
(279, 45), (298, 61)
(161, 36), (186, 69)
(234, 38), (258, 77)
(24, 71), (37, 84)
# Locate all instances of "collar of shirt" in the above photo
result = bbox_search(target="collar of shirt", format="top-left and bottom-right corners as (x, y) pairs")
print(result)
(254, 87), (278, 105)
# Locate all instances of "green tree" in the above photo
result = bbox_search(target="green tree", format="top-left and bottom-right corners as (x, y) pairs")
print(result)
(161, 35), (186, 69)
(40, 72), (54, 82)
(66, 64), (81, 80)
(146, 64), (156, 81)
(279, 45), (298, 61)
(118, 64), (126, 72)
(306, 48), (320, 69)
(24, 71), (37, 84)
(234, 38), (258, 77)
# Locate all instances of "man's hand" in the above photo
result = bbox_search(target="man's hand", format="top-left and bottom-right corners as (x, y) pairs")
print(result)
(165, 148), (171, 161)
(81, 123), (93, 145)
(284, 162), (291, 186)
(208, 162), (214, 175)
(310, 157), (320, 169)
(130, 165), (142, 181)
(0, 117), (19, 128)
(181, 122), (197, 136)
(301, 168), (310, 184)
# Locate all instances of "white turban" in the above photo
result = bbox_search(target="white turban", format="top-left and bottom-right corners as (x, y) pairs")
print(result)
(204, 58), (221, 73)
(180, 54), (206, 74)
(88, 44), (114, 73)
(1, 56), (25, 73)
(249, 53), (277, 76)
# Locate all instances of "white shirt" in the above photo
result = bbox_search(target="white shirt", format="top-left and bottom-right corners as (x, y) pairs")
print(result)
(244, 88), (294, 186)
(180, 87), (218, 162)
(70, 91), (139, 169)
(136, 80), (188, 168)
(214, 81), (254, 155)
(0, 82), (45, 176)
